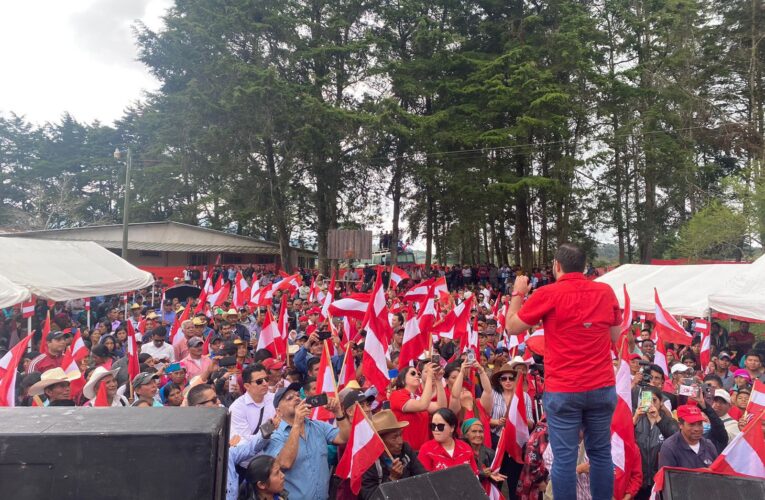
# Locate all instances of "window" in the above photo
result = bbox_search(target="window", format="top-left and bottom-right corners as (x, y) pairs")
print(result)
(189, 253), (207, 266)
(139, 250), (161, 258)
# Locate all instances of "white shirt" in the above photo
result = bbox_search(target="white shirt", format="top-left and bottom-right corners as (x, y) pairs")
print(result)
(140, 341), (176, 362)
(229, 391), (276, 442)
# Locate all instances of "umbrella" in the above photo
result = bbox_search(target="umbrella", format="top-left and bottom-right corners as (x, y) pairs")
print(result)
(163, 284), (201, 301)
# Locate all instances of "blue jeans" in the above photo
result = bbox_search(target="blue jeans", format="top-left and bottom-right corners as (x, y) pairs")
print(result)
(543, 386), (616, 500)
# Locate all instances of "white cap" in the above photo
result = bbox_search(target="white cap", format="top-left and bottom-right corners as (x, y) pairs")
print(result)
(670, 363), (691, 375)
(713, 389), (731, 404)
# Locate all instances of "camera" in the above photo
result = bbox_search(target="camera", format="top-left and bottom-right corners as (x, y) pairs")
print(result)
(637, 360), (653, 387)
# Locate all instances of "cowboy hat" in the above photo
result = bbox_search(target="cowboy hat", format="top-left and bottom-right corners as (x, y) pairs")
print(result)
(490, 362), (521, 388)
(83, 366), (120, 400)
(371, 410), (409, 434)
(28, 368), (80, 396)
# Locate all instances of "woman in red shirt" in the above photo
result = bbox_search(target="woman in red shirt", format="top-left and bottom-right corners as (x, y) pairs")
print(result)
(419, 408), (479, 474)
(390, 362), (447, 451)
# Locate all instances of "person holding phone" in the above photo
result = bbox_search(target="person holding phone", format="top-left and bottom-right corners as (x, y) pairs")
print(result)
(633, 386), (678, 498)
(390, 362), (447, 451)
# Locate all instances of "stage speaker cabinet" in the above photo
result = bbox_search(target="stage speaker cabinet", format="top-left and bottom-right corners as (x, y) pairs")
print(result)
(0, 407), (229, 500)
(369, 464), (488, 500)
(661, 468), (765, 500)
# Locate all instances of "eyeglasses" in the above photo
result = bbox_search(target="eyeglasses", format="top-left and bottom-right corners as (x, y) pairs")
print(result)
(251, 377), (268, 385)
(500, 375), (516, 382)
(430, 423), (447, 432)
(408, 370), (420, 377)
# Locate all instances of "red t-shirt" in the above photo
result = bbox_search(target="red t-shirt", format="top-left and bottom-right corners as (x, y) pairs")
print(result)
(390, 388), (430, 451)
(418, 438), (479, 474)
(517, 272), (621, 392)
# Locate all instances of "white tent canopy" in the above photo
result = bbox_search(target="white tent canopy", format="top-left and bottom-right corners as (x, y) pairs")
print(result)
(0, 273), (31, 308)
(708, 255), (765, 320)
(595, 260), (758, 318)
(0, 237), (155, 307)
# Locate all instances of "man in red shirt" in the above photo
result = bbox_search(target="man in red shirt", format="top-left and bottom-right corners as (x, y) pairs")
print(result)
(505, 243), (622, 500)
(27, 330), (70, 374)
(728, 321), (755, 354)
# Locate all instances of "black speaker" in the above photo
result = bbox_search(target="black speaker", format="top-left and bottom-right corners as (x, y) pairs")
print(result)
(369, 464), (488, 500)
(661, 468), (765, 500)
(0, 407), (229, 500)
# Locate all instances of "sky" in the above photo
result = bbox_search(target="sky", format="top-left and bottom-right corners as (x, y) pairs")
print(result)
(0, 0), (172, 126)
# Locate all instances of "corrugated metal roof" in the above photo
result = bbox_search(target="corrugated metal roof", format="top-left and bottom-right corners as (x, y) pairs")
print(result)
(6, 221), (317, 256)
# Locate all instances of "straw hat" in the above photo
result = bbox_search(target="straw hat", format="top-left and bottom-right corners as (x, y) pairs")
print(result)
(371, 410), (409, 434)
(82, 366), (120, 400)
(28, 368), (80, 396)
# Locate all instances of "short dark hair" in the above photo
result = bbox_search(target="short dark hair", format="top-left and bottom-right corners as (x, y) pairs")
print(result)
(242, 363), (266, 384)
(253, 349), (273, 363)
(306, 357), (321, 372)
(745, 350), (762, 362)
(703, 374), (723, 386)
(433, 408), (459, 437)
(649, 364), (665, 379)
(554, 243), (586, 273)
(187, 384), (215, 406)
(302, 376), (316, 392)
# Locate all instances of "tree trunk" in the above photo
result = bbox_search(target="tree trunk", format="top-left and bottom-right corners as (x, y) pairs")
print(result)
(390, 139), (405, 269)
(425, 191), (434, 271)
(263, 138), (292, 272)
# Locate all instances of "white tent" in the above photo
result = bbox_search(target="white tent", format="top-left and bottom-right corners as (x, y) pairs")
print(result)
(0, 273), (31, 308)
(0, 237), (155, 307)
(708, 255), (765, 320)
(595, 261), (752, 318)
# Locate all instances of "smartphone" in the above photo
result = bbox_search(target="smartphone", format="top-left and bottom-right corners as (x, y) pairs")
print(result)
(166, 362), (181, 373)
(317, 330), (332, 341)
(466, 349), (476, 365)
(702, 383), (714, 405)
(639, 390), (653, 411)
(259, 419), (276, 438)
(218, 356), (237, 368)
(305, 393), (329, 408)
(431, 354), (441, 365)
(678, 383), (699, 398)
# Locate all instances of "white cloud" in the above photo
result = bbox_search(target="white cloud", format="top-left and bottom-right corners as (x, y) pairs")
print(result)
(0, 0), (171, 126)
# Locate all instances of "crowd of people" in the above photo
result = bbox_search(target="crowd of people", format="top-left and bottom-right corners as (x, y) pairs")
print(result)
(1, 245), (764, 500)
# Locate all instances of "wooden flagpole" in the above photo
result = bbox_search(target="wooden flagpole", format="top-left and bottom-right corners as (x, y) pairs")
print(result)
(356, 402), (394, 459)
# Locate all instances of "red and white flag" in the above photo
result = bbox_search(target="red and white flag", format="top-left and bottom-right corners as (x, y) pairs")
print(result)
(319, 271), (336, 323)
(334, 405), (386, 495)
(435, 295), (474, 344)
(710, 411), (765, 478)
(126, 319), (141, 383)
(257, 309), (281, 359)
(389, 266), (410, 288)
(699, 331), (711, 373)
(84, 297), (91, 312)
(0, 333), (34, 406)
(39, 312), (51, 355)
(94, 378), (110, 407)
(170, 305), (191, 346)
(653, 337), (668, 379)
(275, 298), (289, 360)
(402, 278), (435, 302)
(434, 276), (449, 302)
(60, 347), (85, 399)
(746, 379), (765, 415)
(693, 319), (710, 334)
(250, 283), (273, 307)
(207, 279), (231, 308)
(308, 276), (319, 303)
(21, 298), (35, 319)
(275, 272), (302, 293)
(338, 344), (357, 390)
(328, 293), (370, 321)
(620, 285), (632, 334)
(399, 305), (427, 369)
(69, 329), (89, 362)
(612, 335), (640, 499)
(311, 342), (337, 421)
(232, 271), (250, 309)
(361, 267), (392, 394)
(653, 289), (692, 345)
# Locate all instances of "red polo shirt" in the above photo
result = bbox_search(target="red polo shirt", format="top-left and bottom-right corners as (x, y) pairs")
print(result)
(517, 272), (621, 392)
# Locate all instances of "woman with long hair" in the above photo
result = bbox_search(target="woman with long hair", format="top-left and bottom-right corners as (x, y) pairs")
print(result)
(389, 361), (447, 451)
(244, 455), (287, 500)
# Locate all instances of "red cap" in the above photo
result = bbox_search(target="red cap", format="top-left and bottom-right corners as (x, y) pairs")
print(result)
(677, 405), (705, 423)
(262, 358), (285, 371)
(629, 354), (642, 361)
(308, 307), (321, 315)
(298, 315), (308, 322)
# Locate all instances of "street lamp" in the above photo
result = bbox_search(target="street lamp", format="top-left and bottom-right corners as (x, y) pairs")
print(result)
(114, 147), (132, 260)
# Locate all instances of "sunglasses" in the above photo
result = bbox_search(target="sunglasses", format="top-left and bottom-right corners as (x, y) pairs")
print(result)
(251, 377), (268, 385)
(197, 395), (219, 406)
(430, 423), (447, 432)
(500, 375), (516, 382)
(408, 370), (420, 377)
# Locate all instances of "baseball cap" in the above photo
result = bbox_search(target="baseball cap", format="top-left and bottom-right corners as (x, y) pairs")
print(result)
(737, 384), (752, 395)
(677, 404), (705, 423)
(263, 358), (285, 371)
(187, 337), (204, 348)
(46, 330), (68, 342)
(733, 369), (752, 382)
(670, 364), (691, 375)
(713, 389), (731, 404)
(273, 382), (302, 407)
(308, 307), (321, 315)
(298, 315), (308, 322)
(341, 389), (374, 411)
(131, 372), (159, 389)
(629, 354), (642, 361)
(718, 351), (731, 360)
